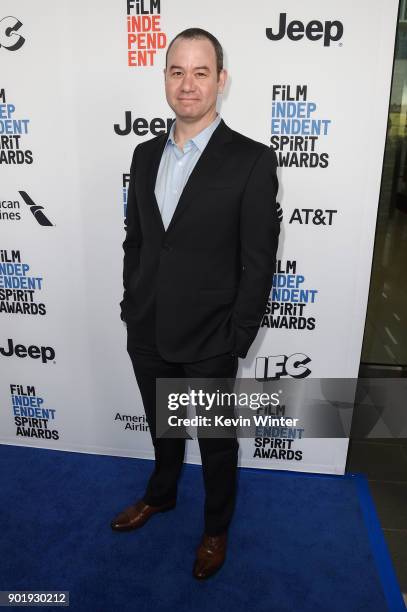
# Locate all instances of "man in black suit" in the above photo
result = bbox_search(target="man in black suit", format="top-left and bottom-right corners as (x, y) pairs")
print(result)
(111, 27), (280, 579)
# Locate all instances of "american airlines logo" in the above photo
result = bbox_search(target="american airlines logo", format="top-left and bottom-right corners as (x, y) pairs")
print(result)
(19, 191), (53, 226)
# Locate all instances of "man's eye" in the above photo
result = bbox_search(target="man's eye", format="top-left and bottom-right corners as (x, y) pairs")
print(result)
(196, 72), (206, 77)
(172, 71), (182, 77)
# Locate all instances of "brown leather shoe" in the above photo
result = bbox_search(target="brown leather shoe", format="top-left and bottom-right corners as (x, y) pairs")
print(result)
(110, 499), (176, 532)
(193, 532), (228, 579)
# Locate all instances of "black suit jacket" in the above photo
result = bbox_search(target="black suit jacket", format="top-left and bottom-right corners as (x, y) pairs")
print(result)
(120, 119), (280, 362)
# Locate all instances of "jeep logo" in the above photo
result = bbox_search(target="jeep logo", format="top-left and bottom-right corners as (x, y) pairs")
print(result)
(266, 13), (343, 47)
(0, 338), (55, 363)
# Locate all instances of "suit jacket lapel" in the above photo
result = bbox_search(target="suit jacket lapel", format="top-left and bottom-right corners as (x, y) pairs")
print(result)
(148, 132), (168, 234)
(167, 120), (233, 234)
(148, 119), (234, 236)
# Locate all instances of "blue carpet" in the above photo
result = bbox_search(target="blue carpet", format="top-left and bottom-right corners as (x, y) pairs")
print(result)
(0, 444), (405, 612)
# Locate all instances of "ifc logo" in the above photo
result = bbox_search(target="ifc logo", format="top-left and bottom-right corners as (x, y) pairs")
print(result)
(0, 16), (25, 51)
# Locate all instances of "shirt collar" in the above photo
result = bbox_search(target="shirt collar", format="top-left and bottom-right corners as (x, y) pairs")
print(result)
(167, 114), (222, 153)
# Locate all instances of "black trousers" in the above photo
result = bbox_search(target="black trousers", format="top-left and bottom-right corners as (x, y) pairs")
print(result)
(127, 328), (239, 536)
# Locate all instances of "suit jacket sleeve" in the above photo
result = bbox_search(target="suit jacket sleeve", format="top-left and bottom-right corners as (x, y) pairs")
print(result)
(232, 147), (280, 357)
(120, 145), (142, 320)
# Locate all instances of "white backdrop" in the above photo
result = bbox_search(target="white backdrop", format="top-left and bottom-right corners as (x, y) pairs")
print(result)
(0, 0), (399, 474)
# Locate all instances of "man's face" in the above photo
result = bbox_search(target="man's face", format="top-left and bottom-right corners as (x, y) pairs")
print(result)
(164, 37), (226, 123)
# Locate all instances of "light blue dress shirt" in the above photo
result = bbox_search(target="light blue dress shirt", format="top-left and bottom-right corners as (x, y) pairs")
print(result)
(154, 114), (222, 231)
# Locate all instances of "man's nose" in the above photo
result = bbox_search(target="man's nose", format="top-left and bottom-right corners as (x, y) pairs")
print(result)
(181, 73), (195, 91)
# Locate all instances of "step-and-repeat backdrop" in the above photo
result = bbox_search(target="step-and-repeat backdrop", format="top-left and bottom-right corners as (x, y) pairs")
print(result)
(1, 0), (399, 474)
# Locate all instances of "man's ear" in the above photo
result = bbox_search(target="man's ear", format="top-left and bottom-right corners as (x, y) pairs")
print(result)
(217, 68), (227, 94)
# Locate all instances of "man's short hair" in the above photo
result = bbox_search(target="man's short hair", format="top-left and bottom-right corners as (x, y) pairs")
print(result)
(165, 27), (223, 75)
